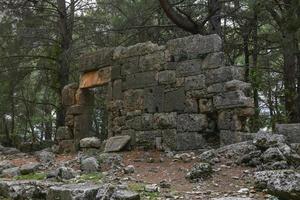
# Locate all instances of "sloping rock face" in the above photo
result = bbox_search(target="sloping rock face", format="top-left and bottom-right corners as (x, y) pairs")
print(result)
(58, 34), (254, 152)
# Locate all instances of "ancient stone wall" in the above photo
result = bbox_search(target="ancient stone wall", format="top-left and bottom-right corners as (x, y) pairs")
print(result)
(58, 34), (254, 152)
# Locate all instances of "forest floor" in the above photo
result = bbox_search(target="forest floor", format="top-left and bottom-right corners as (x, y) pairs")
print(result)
(0, 149), (270, 200)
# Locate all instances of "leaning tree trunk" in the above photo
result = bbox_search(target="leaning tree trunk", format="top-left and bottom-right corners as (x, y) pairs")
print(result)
(208, 0), (221, 36)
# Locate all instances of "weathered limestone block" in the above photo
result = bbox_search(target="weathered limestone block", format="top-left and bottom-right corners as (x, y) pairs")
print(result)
(135, 131), (161, 148)
(177, 114), (208, 132)
(205, 66), (245, 85)
(199, 98), (214, 113)
(184, 98), (198, 113)
(184, 74), (206, 91)
(167, 34), (222, 60)
(79, 67), (111, 89)
(111, 65), (121, 80)
(123, 89), (144, 111)
(113, 41), (165, 59)
(176, 132), (207, 150)
(175, 59), (203, 77)
(213, 91), (254, 109)
(275, 123), (300, 143)
(207, 83), (225, 94)
(62, 83), (78, 106)
(80, 47), (114, 72)
(162, 129), (177, 150)
(144, 86), (164, 113)
(218, 110), (243, 131)
(125, 71), (157, 89)
(186, 89), (208, 98)
(139, 51), (166, 72)
(120, 57), (139, 75)
(104, 135), (131, 152)
(157, 70), (176, 84)
(153, 112), (177, 129)
(202, 52), (225, 69)
(56, 126), (73, 141)
(220, 130), (254, 146)
(112, 79), (123, 100)
(225, 80), (251, 92)
(164, 88), (185, 112)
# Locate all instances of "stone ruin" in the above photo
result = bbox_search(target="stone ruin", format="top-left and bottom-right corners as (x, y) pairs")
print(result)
(57, 34), (255, 153)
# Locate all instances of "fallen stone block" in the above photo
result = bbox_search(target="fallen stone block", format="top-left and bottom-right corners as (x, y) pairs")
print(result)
(104, 135), (131, 152)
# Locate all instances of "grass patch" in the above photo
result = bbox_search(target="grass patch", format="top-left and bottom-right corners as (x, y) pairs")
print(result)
(14, 172), (46, 181)
(76, 172), (103, 183)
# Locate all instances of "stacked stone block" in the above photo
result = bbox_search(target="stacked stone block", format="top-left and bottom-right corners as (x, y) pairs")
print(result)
(60, 34), (254, 151)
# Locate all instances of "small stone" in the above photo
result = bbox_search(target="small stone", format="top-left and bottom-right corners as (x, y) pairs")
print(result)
(20, 163), (40, 175)
(81, 157), (99, 173)
(145, 184), (159, 192)
(80, 137), (102, 148)
(2, 167), (20, 177)
(160, 180), (171, 188)
(238, 188), (249, 194)
(124, 165), (135, 174)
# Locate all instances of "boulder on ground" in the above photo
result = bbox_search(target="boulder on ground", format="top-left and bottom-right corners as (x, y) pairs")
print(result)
(254, 170), (300, 200)
(104, 135), (131, 152)
(253, 131), (286, 149)
(56, 167), (76, 180)
(80, 137), (102, 149)
(186, 162), (212, 180)
(47, 183), (100, 200)
(36, 150), (55, 164)
(81, 157), (99, 173)
(0, 160), (15, 173)
(20, 163), (40, 175)
(2, 167), (20, 177)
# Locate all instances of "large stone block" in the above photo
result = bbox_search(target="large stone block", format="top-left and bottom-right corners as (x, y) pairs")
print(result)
(135, 131), (161, 148)
(275, 124), (300, 143)
(167, 34), (222, 60)
(184, 75), (206, 91)
(123, 89), (144, 111)
(139, 51), (166, 72)
(202, 52), (225, 69)
(125, 71), (157, 89)
(177, 114), (208, 132)
(120, 57), (139, 75)
(175, 59), (202, 77)
(112, 80), (122, 100)
(205, 66), (245, 85)
(217, 111), (242, 131)
(144, 86), (164, 113)
(62, 83), (78, 106)
(162, 129), (177, 150)
(113, 41), (165, 59)
(213, 91), (254, 109)
(79, 67), (111, 89)
(153, 112), (177, 129)
(164, 87), (185, 112)
(80, 48), (114, 72)
(176, 132), (207, 150)
(157, 70), (176, 85)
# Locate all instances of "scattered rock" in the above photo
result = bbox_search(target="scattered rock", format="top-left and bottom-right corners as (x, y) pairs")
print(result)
(238, 188), (250, 194)
(145, 184), (159, 192)
(2, 167), (20, 177)
(20, 163), (40, 175)
(254, 170), (300, 200)
(80, 137), (102, 149)
(124, 165), (135, 174)
(81, 157), (99, 173)
(0, 160), (15, 173)
(159, 180), (171, 188)
(57, 167), (76, 180)
(104, 135), (131, 152)
(253, 131), (286, 149)
(36, 150), (55, 164)
(186, 162), (212, 180)
(212, 198), (254, 200)
(112, 189), (140, 200)
(47, 183), (100, 200)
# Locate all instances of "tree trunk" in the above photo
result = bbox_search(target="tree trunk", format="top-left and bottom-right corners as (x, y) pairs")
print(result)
(281, 32), (298, 122)
(208, 0), (221, 36)
(55, 0), (74, 127)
